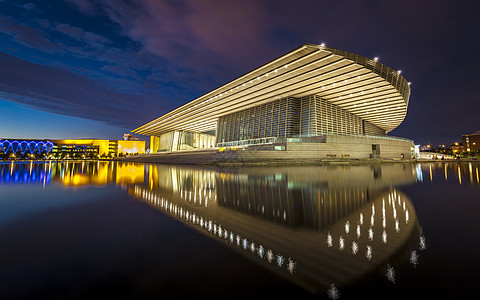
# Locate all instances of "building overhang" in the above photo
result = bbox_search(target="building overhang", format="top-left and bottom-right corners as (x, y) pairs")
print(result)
(133, 43), (411, 136)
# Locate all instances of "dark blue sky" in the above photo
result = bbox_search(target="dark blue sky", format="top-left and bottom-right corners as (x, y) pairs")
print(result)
(0, 0), (478, 145)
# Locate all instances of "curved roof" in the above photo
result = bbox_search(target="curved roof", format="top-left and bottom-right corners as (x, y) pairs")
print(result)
(133, 43), (411, 136)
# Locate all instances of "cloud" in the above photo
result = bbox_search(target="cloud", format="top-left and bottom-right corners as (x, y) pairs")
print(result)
(55, 23), (111, 45)
(0, 51), (167, 129)
(63, 0), (98, 16)
(0, 15), (59, 53)
(94, 0), (277, 84)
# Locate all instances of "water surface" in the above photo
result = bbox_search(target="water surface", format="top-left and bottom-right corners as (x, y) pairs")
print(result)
(0, 161), (478, 299)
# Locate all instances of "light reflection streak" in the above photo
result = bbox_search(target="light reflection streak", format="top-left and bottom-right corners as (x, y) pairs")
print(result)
(410, 250), (419, 266)
(132, 185), (297, 277)
(352, 241), (359, 255)
(324, 189), (420, 265)
(327, 284), (340, 300)
(458, 166), (462, 184)
(287, 258), (296, 275)
(326, 232), (333, 247)
(386, 264), (395, 283)
(366, 246), (373, 261)
(445, 163), (448, 181)
(469, 163), (473, 183)
(419, 236), (427, 251)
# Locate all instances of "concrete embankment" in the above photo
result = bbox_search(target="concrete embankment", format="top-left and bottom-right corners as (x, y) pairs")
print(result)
(117, 148), (418, 166)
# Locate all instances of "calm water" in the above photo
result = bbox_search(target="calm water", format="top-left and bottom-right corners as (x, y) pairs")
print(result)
(0, 161), (478, 299)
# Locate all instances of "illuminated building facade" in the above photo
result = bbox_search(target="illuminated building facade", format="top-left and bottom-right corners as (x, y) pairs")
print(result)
(0, 140), (54, 158)
(462, 130), (480, 152)
(134, 43), (414, 159)
(0, 138), (145, 158)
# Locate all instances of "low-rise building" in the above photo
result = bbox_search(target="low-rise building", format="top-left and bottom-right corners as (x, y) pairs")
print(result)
(462, 130), (480, 152)
(0, 138), (145, 159)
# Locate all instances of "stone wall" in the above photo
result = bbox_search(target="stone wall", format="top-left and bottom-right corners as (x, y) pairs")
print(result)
(237, 135), (414, 162)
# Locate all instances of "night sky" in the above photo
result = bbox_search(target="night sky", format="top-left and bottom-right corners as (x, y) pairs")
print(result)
(0, 0), (478, 146)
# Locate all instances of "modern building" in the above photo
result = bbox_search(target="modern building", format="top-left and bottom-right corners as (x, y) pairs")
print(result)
(133, 43), (414, 160)
(462, 130), (480, 152)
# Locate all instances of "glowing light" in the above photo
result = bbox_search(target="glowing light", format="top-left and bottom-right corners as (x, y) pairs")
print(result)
(410, 250), (419, 266)
(352, 241), (359, 255)
(386, 264), (395, 283)
(266, 250), (274, 263)
(366, 246), (373, 261)
(287, 258), (296, 275)
(419, 236), (427, 251)
(345, 221), (350, 234)
(339, 236), (345, 250)
(326, 232), (333, 247)
(368, 228), (374, 241)
(276, 255), (284, 267)
(382, 230), (387, 244)
(258, 245), (265, 258)
(327, 284), (340, 300)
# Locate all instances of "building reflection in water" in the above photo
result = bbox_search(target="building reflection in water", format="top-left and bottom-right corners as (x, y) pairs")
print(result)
(130, 163), (429, 295)
(0, 161), (145, 187)
(6, 161), (479, 295)
(416, 162), (480, 185)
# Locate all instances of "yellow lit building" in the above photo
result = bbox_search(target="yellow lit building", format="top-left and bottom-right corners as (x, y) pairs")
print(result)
(52, 139), (145, 157)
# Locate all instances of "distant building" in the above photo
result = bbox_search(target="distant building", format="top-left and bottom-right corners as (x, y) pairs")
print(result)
(52, 139), (145, 157)
(123, 133), (139, 141)
(419, 144), (435, 151)
(451, 142), (463, 154)
(463, 130), (480, 152)
(0, 138), (145, 158)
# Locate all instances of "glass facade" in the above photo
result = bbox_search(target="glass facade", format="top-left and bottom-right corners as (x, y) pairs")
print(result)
(153, 131), (216, 152)
(216, 94), (385, 144)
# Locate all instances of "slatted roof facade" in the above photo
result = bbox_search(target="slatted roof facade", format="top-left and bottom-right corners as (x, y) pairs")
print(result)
(133, 43), (411, 136)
